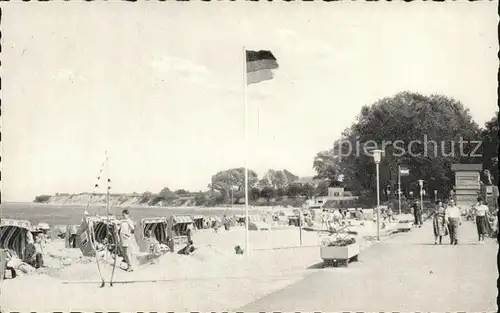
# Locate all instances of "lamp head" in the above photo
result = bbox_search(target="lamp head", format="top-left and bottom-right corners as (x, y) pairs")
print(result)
(372, 149), (383, 164)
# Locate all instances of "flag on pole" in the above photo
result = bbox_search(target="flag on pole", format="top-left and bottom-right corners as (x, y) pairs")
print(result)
(246, 50), (279, 85)
(399, 167), (410, 176)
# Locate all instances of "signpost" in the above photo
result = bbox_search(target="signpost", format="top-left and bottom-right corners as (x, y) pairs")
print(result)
(398, 165), (410, 215)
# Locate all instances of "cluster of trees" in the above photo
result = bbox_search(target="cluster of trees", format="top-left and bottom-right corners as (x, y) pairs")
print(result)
(207, 168), (325, 205)
(124, 168), (324, 207)
(136, 188), (204, 206)
(312, 91), (498, 204)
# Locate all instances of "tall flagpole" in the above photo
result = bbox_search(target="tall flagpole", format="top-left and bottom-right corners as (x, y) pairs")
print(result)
(243, 46), (250, 256)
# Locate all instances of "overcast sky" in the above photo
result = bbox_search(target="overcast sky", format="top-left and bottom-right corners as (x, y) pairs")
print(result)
(2, 2), (498, 202)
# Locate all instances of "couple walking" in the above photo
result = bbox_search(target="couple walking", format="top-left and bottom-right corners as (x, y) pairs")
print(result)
(432, 197), (491, 245)
(432, 199), (461, 245)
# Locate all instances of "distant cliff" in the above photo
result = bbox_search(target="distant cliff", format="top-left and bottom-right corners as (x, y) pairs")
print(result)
(33, 193), (201, 207)
(33, 191), (308, 208)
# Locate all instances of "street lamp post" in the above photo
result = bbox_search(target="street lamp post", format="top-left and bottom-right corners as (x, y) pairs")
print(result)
(418, 180), (424, 213)
(372, 149), (383, 241)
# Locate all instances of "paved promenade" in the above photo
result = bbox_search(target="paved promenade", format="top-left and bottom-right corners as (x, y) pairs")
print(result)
(239, 220), (498, 312)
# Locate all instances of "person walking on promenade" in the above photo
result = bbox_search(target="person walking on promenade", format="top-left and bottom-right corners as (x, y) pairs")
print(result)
(222, 214), (230, 231)
(445, 199), (461, 245)
(473, 197), (491, 244)
(386, 204), (394, 223)
(412, 200), (423, 227)
(118, 209), (135, 272)
(432, 201), (448, 245)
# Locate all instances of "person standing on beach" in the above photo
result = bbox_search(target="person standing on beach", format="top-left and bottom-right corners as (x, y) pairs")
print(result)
(68, 224), (78, 248)
(186, 222), (194, 242)
(34, 235), (45, 269)
(473, 197), (491, 244)
(118, 209), (135, 272)
(445, 199), (461, 245)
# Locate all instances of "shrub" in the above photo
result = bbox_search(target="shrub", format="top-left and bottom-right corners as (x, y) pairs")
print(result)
(326, 237), (356, 247)
(34, 195), (51, 203)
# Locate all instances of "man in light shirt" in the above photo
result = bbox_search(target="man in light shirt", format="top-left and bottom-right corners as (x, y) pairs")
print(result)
(445, 199), (462, 245)
(119, 209), (135, 272)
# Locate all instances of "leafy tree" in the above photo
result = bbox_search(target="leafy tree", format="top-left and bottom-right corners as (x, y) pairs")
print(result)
(159, 187), (177, 201)
(139, 191), (153, 204)
(481, 112), (498, 185)
(282, 169), (299, 185)
(276, 187), (287, 199)
(257, 177), (271, 189)
(313, 150), (343, 186)
(315, 180), (330, 196)
(287, 183), (304, 198)
(302, 183), (315, 199)
(194, 193), (207, 206)
(262, 169), (299, 189)
(260, 186), (277, 202)
(268, 170), (286, 189)
(209, 168), (258, 203)
(314, 92), (482, 203)
(174, 189), (189, 195)
(250, 187), (260, 201)
(205, 190), (225, 206)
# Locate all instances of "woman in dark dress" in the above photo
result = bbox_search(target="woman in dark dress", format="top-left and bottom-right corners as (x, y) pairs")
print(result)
(432, 201), (447, 244)
(474, 198), (491, 244)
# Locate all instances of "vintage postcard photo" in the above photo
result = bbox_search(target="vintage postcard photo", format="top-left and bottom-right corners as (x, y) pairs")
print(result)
(0, 2), (498, 312)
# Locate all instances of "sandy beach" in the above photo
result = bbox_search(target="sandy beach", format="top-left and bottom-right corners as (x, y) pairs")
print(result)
(0, 219), (403, 311)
